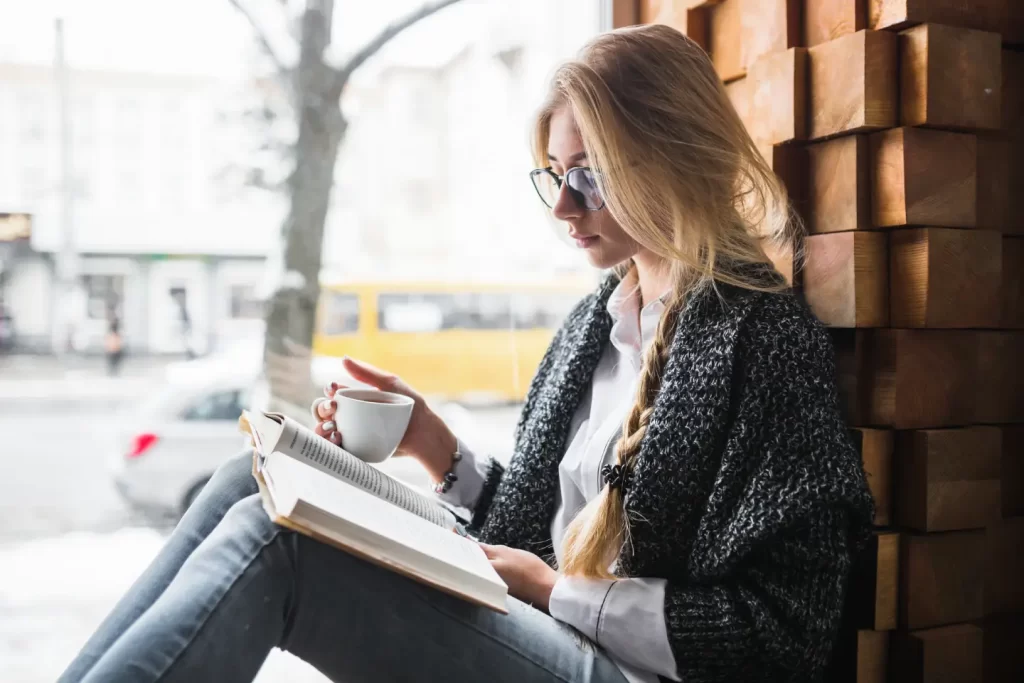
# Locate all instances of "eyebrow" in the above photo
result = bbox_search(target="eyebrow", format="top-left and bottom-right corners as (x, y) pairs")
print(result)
(547, 151), (588, 164)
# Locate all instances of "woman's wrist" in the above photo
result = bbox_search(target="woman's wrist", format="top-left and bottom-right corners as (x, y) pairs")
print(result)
(419, 414), (460, 482)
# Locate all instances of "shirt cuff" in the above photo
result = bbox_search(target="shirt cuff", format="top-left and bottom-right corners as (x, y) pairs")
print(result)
(549, 576), (680, 681)
(433, 438), (487, 511)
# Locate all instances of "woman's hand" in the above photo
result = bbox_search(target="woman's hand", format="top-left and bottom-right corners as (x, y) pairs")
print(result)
(480, 543), (559, 612)
(313, 357), (459, 481)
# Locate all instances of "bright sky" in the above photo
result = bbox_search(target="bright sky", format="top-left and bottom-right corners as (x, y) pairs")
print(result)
(0, 0), (489, 80)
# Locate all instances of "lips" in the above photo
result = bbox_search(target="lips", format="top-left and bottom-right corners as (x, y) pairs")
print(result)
(568, 232), (598, 249)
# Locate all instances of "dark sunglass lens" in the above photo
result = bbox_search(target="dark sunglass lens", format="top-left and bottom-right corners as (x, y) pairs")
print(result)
(567, 168), (603, 210)
(530, 170), (558, 208)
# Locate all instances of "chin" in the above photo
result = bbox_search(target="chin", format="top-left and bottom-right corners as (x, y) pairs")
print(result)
(585, 248), (628, 271)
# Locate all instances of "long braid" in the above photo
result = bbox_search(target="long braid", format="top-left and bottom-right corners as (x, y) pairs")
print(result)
(561, 279), (686, 578)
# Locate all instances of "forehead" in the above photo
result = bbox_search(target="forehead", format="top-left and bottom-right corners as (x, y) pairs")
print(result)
(548, 106), (584, 155)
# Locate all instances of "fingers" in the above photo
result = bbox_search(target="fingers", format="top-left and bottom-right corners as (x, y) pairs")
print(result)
(341, 357), (402, 392)
(478, 543), (497, 559)
(316, 420), (343, 446)
(316, 398), (337, 420)
(322, 381), (349, 398)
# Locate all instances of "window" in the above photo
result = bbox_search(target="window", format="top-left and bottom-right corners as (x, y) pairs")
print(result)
(377, 292), (513, 332)
(229, 284), (263, 319)
(510, 293), (580, 329)
(182, 390), (243, 421)
(320, 291), (360, 335)
(82, 274), (125, 319)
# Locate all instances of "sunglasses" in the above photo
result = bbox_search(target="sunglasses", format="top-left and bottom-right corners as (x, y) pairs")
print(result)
(529, 166), (606, 211)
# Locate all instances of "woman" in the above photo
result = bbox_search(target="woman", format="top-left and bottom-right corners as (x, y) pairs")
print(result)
(62, 24), (873, 683)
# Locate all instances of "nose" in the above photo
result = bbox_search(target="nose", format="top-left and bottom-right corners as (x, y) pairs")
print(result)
(551, 181), (583, 221)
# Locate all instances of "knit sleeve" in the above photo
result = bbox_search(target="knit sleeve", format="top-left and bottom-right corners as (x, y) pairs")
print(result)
(663, 507), (853, 680)
(660, 296), (874, 681)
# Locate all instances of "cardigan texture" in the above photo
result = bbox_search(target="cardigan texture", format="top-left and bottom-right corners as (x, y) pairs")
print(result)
(470, 272), (875, 682)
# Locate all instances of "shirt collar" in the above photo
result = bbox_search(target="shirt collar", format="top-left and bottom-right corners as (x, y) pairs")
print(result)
(606, 270), (669, 356)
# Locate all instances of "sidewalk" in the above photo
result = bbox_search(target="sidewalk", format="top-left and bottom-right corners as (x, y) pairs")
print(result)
(0, 354), (173, 403)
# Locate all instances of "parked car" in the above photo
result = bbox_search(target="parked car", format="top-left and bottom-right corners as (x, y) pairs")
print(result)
(109, 345), (439, 521)
(109, 360), (259, 520)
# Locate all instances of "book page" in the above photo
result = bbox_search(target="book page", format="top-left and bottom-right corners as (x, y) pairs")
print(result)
(271, 414), (455, 530)
(292, 457), (504, 587)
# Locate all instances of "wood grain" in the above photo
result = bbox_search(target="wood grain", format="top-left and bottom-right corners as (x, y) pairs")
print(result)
(976, 136), (1009, 232)
(808, 30), (898, 140)
(900, 530), (985, 630)
(614, 0), (641, 28)
(771, 143), (809, 223)
(852, 428), (894, 526)
(870, 128), (977, 228)
(804, 231), (888, 327)
(1001, 237), (1024, 328)
(639, 0), (710, 48)
(826, 629), (890, 683)
(869, 0), (1023, 43)
(1000, 426), (1024, 518)
(893, 427), (1002, 532)
(749, 47), (808, 145)
(861, 329), (976, 429)
(708, 0), (744, 82)
(1005, 50), (1024, 235)
(889, 228), (1002, 328)
(978, 616), (1024, 683)
(892, 623), (983, 683)
(849, 531), (900, 630)
(803, 0), (866, 47)
(900, 23), (1002, 131)
(973, 331), (1024, 424)
(806, 135), (870, 233)
(984, 518), (1024, 617)
(740, 0), (800, 71)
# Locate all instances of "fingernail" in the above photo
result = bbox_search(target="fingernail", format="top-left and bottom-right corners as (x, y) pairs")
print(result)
(330, 431), (342, 444)
(322, 421), (335, 432)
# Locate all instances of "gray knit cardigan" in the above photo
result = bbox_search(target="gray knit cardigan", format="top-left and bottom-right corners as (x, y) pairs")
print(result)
(470, 272), (875, 683)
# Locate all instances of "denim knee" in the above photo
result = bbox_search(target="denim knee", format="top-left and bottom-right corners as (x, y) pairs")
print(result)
(183, 450), (260, 523)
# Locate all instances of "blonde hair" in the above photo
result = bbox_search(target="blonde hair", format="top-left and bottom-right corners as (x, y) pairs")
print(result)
(534, 24), (800, 578)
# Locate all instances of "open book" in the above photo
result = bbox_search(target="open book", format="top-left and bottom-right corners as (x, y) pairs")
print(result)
(240, 410), (507, 613)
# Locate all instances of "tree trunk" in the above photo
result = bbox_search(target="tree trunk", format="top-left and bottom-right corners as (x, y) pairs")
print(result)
(263, 87), (347, 416)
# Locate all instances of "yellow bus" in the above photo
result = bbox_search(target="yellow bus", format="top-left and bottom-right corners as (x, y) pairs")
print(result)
(312, 278), (595, 403)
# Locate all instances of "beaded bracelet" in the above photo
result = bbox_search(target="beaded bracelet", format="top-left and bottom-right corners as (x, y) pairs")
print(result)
(432, 446), (462, 495)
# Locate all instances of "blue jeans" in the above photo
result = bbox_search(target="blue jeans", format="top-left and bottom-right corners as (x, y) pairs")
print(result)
(59, 451), (628, 683)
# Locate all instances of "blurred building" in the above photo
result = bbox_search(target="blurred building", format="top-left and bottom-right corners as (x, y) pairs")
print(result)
(0, 62), (276, 354)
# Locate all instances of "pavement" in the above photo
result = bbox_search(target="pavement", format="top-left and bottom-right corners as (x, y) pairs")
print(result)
(0, 354), (171, 409)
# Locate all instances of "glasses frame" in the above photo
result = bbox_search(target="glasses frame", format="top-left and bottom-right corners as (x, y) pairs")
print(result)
(529, 166), (606, 211)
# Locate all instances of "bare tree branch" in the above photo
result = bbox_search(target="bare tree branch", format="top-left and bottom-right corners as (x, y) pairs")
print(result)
(228, 0), (291, 72)
(332, 0), (465, 94)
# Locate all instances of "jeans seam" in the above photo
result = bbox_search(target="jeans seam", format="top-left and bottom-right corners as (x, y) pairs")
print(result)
(152, 526), (283, 683)
(415, 592), (576, 683)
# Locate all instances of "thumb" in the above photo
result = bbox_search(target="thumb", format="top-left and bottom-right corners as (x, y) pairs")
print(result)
(342, 356), (406, 393)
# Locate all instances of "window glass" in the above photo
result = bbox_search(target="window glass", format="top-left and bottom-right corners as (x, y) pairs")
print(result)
(182, 390), (243, 421)
(320, 291), (360, 335)
(378, 292), (514, 332)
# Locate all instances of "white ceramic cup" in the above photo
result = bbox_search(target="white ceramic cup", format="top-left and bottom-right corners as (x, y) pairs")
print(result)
(332, 388), (415, 463)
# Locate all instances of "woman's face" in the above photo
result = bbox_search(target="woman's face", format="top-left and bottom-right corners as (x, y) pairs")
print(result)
(546, 106), (640, 270)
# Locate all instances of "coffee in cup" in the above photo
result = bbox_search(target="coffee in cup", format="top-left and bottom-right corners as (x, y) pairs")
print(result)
(332, 388), (414, 463)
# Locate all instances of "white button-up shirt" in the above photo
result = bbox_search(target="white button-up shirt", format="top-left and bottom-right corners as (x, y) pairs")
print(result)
(443, 272), (679, 683)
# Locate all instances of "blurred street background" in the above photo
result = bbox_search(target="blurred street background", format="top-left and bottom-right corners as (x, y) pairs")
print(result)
(0, 0), (605, 679)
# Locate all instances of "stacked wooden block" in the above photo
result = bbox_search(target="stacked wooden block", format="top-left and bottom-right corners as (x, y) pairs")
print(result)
(620, 1), (1024, 681)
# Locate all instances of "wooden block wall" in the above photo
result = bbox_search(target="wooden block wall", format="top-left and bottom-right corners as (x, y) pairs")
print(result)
(619, 0), (1024, 678)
